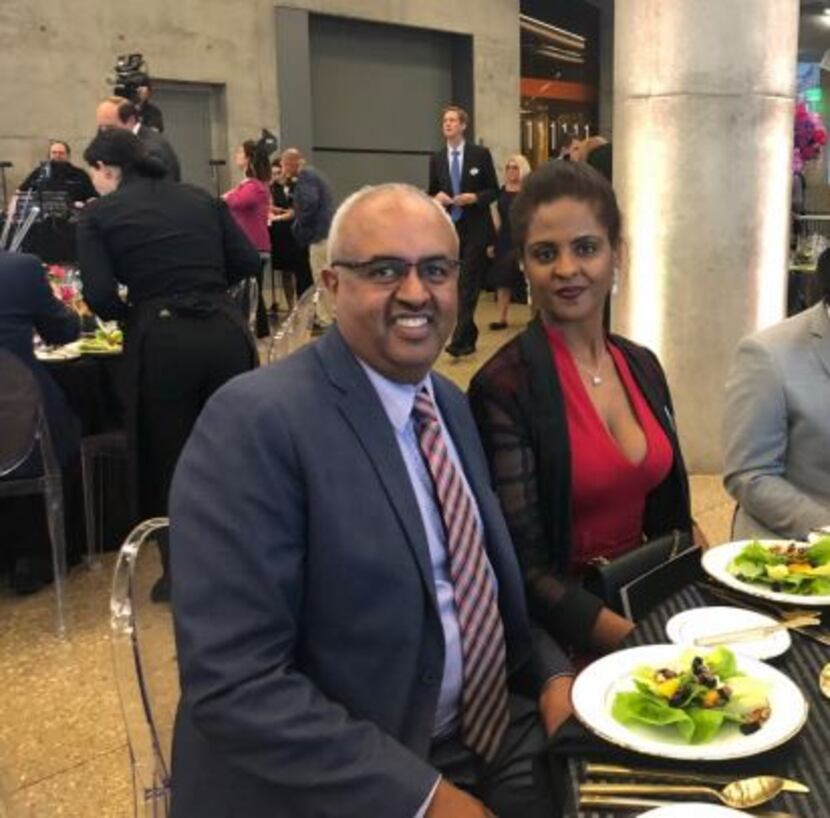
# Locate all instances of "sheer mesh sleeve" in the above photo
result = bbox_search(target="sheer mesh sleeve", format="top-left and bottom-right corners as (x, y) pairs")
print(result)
(469, 382), (603, 649)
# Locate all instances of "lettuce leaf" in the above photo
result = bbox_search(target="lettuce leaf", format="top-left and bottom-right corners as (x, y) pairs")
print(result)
(807, 537), (830, 566)
(706, 646), (738, 680)
(612, 690), (696, 742)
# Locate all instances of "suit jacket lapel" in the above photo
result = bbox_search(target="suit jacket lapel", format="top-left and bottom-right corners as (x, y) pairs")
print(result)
(316, 330), (439, 611)
(809, 302), (830, 380)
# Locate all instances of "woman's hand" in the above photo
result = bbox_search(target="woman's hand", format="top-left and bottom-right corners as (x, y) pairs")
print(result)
(590, 607), (635, 653)
(538, 674), (574, 737)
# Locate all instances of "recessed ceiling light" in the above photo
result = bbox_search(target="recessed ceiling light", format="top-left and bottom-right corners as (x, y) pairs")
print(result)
(824, 7), (830, 15)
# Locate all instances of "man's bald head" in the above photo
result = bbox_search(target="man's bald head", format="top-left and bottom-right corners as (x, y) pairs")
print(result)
(96, 96), (136, 131)
(327, 184), (457, 265)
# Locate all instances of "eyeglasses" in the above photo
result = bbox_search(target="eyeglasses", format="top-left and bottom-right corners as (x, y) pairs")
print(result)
(331, 257), (460, 286)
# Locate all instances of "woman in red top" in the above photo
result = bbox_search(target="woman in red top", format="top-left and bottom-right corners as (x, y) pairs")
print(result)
(469, 161), (701, 669)
(224, 140), (271, 336)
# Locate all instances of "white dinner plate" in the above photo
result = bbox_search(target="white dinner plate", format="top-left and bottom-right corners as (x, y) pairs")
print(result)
(808, 526), (830, 543)
(701, 539), (830, 607)
(638, 806), (746, 818)
(665, 606), (791, 660)
(35, 346), (81, 362)
(571, 644), (808, 762)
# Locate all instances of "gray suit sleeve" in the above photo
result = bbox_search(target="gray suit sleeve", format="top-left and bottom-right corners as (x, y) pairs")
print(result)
(723, 336), (830, 538)
(170, 383), (439, 817)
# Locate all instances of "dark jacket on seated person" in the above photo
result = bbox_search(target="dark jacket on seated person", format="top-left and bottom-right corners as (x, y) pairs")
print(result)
(0, 250), (80, 466)
(468, 316), (693, 649)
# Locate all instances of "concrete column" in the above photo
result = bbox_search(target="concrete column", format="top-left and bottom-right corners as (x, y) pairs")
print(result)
(612, 0), (799, 472)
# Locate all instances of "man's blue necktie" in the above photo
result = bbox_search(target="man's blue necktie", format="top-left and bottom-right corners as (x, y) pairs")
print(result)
(450, 149), (462, 222)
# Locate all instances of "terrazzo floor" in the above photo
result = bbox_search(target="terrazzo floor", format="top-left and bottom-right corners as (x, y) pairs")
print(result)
(0, 298), (736, 817)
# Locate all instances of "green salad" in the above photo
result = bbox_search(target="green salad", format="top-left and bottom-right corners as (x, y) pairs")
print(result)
(727, 538), (830, 596)
(611, 648), (770, 744)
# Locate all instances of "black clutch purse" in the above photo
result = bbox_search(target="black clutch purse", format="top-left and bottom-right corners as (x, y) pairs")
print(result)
(583, 530), (698, 619)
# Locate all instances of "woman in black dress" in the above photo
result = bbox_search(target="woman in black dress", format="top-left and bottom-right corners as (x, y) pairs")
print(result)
(268, 157), (306, 313)
(489, 154), (531, 331)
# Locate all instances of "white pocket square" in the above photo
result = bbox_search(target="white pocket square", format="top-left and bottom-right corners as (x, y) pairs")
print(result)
(469, 167), (479, 176)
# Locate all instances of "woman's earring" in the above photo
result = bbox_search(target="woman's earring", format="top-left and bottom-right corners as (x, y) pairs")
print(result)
(611, 267), (620, 296)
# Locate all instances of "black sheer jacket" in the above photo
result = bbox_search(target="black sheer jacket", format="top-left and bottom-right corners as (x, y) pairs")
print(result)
(468, 316), (693, 649)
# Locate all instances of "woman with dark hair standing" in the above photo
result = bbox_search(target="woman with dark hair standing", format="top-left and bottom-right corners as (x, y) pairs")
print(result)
(224, 139), (272, 337)
(469, 161), (699, 665)
(78, 128), (260, 600)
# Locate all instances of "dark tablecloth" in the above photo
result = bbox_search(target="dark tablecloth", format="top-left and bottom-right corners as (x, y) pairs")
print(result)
(43, 353), (126, 435)
(561, 583), (829, 817)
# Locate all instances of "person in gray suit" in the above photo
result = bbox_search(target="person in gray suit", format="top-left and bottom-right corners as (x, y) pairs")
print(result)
(169, 183), (573, 818)
(723, 249), (830, 539)
(95, 96), (181, 182)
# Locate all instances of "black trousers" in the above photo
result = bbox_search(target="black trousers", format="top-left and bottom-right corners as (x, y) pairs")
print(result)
(429, 695), (561, 818)
(451, 219), (488, 349)
(137, 313), (252, 520)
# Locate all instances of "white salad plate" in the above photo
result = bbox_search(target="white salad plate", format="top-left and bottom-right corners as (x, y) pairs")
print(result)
(665, 606), (791, 660)
(808, 525), (830, 543)
(701, 539), (830, 607)
(571, 644), (808, 762)
(638, 806), (746, 818)
(35, 345), (81, 362)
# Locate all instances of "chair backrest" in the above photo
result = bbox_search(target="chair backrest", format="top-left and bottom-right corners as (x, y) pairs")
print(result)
(0, 349), (40, 475)
(267, 285), (320, 363)
(228, 276), (259, 334)
(111, 518), (178, 816)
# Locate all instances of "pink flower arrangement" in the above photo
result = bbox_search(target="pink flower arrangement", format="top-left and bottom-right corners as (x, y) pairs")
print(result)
(793, 102), (828, 172)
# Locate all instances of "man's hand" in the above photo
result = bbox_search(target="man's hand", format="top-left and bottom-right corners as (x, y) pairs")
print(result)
(433, 191), (453, 207)
(538, 674), (574, 738)
(425, 779), (496, 818)
(453, 193), (477, 207)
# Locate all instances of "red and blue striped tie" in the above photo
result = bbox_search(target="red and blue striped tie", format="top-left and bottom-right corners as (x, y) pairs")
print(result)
(412, 387), (509, 762)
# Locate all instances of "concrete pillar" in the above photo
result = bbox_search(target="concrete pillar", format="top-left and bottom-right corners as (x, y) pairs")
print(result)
(612, 0), (799, 472)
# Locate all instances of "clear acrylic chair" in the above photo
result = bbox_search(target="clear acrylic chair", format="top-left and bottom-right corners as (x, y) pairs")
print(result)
(0, 349), (69, 637)
(267, 284), (321, 363)
(229, 276), (259, 335)
(111, 517), (179, 817)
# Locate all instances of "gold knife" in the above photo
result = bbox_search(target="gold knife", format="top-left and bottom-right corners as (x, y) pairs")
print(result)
(584, 763), (810, 794)
(580, 794), (795, 816)
(694, 614), (820, 646)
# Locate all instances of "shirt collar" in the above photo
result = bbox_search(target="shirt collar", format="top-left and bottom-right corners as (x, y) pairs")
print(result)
(359, 361), (434, 433)
(447, 140), (465, 156)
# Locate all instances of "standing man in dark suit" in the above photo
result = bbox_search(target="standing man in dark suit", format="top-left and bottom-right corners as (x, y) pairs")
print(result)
(95, 96), (181, 182)
(428, 106), (498, 357)
(169, 183), (573, 818)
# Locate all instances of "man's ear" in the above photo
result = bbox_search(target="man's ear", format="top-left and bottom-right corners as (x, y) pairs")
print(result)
(321, 266), (339, 296)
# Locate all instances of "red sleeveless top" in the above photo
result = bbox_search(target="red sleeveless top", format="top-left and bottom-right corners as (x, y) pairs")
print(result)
(545, 327), (674, 574)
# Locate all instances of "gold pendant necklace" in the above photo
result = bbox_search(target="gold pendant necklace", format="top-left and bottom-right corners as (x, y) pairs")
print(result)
(573, 353), (606, 387)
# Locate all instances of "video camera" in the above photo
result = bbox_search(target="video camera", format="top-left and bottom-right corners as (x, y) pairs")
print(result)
(110, 53), (149, 102)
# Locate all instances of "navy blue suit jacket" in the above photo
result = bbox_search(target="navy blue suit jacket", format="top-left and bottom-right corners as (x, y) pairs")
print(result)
(169, 327), (567, 818)
(0, 251), (80, 465)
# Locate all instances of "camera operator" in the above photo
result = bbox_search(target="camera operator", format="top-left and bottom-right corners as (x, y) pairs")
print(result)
(136, 78), (164, 133)
(96, 96), (181, 182)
